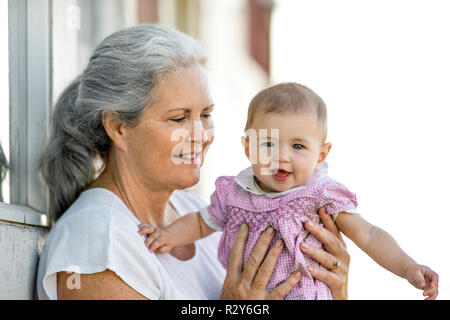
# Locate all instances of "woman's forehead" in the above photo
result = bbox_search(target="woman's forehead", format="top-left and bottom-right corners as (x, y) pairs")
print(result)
(148, 66), (213, 113)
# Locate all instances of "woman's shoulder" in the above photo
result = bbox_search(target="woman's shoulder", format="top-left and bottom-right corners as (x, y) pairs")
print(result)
(60, 187), (116, 217)
(38, 188), (163, 300)
(50, 188), (126, 240)
(42, 189), (132, 267)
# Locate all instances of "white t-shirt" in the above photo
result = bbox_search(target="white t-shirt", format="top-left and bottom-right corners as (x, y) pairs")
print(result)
(36, 188), (226, 300)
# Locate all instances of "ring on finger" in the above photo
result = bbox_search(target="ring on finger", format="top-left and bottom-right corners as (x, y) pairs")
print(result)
(332, 260), (341, 269)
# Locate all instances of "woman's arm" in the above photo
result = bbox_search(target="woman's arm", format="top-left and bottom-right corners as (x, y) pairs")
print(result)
(57, 269), (148, 300)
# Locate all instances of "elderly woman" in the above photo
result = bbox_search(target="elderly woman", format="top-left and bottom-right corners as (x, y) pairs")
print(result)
(36, 24), (350, 300)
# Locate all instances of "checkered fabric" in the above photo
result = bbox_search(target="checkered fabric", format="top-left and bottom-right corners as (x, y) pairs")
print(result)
(206, 174), (357, 300)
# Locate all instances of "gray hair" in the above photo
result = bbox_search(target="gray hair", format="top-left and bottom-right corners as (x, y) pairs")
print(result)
(0, 143), (8, 202)
(40, 24), (207, 219)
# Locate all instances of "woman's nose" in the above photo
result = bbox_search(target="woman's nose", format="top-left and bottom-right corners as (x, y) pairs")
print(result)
(191, 120), (209, 143)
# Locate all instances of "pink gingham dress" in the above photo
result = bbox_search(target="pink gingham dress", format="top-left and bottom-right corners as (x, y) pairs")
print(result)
(199, 162), (358, 300)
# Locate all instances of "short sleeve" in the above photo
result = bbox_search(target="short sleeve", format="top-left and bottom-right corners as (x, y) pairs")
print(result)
(201, 176), (235, 230)
(107, 214), (164, 299)
(38, 203), (163, 300)
(316, 180), (359, 221)
(199, 206), (223, 231)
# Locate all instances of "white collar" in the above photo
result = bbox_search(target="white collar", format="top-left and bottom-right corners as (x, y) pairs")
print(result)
(234, 162), (329, 198)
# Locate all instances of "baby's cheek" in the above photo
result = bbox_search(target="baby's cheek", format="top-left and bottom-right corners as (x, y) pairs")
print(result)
(292, 172), (309, 187)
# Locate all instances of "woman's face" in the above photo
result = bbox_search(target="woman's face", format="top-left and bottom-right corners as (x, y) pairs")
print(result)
(123, 64), (215, 191)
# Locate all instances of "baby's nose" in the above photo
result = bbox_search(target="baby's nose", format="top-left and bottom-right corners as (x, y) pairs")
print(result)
(277, 147), (290, 163)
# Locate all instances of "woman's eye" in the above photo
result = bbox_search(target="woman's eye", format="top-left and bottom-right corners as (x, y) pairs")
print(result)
(201, 113), (212, 119)
(171, 117), (186, 123)
(292, 144), (305, 150)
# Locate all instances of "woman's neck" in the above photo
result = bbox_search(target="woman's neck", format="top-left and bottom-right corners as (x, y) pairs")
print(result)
(87, 153), (179, 228)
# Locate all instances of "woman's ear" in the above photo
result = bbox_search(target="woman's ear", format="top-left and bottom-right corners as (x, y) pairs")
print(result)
(316, 142), (332, 170)
(102, 111), (127, 151)
(241, 136), (250, 159)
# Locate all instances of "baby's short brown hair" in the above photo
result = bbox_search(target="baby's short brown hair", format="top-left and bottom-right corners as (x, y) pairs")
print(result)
(245, 82), (328, 142)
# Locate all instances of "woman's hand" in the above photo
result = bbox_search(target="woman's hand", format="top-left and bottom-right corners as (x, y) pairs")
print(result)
(220, 224), (302, 300)
(299, 207), (350, 300)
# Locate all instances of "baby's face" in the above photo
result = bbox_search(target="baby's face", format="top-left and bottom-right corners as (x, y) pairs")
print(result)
(244, 112), (330, 193)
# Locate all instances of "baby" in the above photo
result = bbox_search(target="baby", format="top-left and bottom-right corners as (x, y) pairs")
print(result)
(139, 82), (439, 300)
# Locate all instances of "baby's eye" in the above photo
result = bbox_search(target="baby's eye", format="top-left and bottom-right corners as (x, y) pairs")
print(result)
(292, 144), (305, 150)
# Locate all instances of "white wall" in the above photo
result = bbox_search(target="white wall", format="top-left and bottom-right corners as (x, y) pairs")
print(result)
(0, 222), (47, 299)
(271, 0), (450, 299)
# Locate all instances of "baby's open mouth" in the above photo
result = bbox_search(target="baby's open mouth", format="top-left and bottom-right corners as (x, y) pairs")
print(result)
(273, 169), (291, 181)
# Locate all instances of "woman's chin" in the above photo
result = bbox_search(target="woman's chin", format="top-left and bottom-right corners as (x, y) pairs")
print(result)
(172, 167), (201, 189)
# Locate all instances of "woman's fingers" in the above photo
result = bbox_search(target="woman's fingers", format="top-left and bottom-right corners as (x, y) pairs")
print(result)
(307, 266), (341, 291)
(251, 238), (284, 291)
(226, 224), (250, 280)
(302, 213), (350, 300)
(241, 227), (276, 285)
(304, 219), (346, 260)
(268, 271), (302, 300)
(300, 242), (347, 273)
(318, 208), (346, 248)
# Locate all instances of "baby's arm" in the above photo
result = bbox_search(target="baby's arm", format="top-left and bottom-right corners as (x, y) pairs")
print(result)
(138, 211), (216, 254)
(336, 213), (439, 299)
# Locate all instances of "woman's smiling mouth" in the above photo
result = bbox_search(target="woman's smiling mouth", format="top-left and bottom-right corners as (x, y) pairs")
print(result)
(173, 153), (201, 164)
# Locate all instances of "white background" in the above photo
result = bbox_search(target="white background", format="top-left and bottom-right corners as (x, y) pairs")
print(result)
(271, 0), (449, 299)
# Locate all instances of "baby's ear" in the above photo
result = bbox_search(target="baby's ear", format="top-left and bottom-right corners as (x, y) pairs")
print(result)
(241, 136), (250, 159)
(316, 142), (332, 170)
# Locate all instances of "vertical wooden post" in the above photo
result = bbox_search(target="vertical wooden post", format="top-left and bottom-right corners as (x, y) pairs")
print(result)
(248, 0), (274, 76)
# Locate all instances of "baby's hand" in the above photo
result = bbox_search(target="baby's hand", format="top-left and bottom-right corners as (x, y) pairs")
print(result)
(405, 264), (439, 300)
(138, 223), (175, 254)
